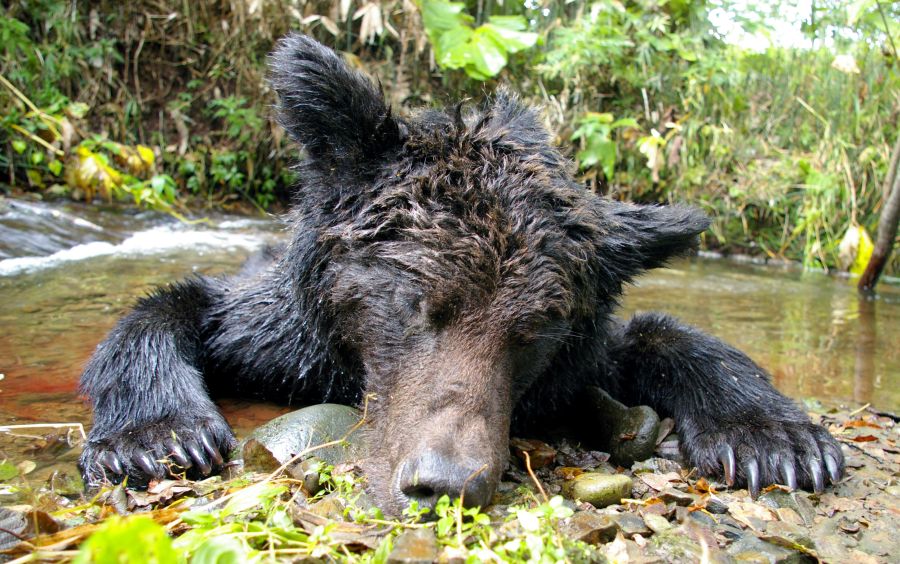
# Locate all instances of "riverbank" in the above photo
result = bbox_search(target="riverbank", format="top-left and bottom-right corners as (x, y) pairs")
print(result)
(1, 402), (897, 562)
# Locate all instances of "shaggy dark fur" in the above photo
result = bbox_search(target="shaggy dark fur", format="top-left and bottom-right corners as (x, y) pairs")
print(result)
(78, 34), (844, 513)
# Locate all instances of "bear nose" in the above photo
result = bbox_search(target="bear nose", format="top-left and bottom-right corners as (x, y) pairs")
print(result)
(397, 449), (492, 512)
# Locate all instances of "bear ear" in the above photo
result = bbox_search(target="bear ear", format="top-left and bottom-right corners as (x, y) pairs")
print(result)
(602, 201), (711, 272)
(269, 34), (401, 173)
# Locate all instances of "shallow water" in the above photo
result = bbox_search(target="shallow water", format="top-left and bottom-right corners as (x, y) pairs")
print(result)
(0, 200), (897, 459)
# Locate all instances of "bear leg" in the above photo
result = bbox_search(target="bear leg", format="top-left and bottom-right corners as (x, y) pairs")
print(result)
(78, 278), (236, 488)
(608, 312), (844, 497)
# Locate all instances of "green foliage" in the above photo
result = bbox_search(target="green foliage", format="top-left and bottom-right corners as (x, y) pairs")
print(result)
(208, 97), (264, 144)
(418, 0), (538, 80)
(74, 516), (179, 564)
(572, 112), (638, 182)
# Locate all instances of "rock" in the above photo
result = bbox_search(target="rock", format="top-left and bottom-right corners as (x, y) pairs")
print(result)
(610, 512), (651, 537)
(643, 513), (673, 534)
(288, 457), (325, 495)
(510, 438), (557, 469)
(649, 526), (711, 562)
(586, 387), (661, 466)
(758, 491), (816, 527)
(563, 473), (633, 508)
(705, 495), (729, 514)
(241, 404), (365, 471)
(727, 534), (810, 563)
(658, 488), (696, 507)
(560, 511), (618, 544)
(763, 520), (816, 551)
(388, 529), (439, 564)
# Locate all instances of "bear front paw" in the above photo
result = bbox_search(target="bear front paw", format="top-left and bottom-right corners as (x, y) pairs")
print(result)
(79, 415), (238, 489)
(681, 419), (844, 498)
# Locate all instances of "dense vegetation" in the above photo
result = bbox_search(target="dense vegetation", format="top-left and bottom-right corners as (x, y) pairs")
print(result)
(1, 0), (898, 273)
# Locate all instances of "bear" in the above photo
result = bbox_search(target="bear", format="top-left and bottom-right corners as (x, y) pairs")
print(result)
(78, 34), (844, 515)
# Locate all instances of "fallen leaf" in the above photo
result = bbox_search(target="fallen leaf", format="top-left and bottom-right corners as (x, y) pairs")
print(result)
(639, 471), (682, 491)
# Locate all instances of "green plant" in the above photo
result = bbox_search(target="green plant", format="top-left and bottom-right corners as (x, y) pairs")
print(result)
(571, 112), (638, 184)
(418, 0), (538, 80)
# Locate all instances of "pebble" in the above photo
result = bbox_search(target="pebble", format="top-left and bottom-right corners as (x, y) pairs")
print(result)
(727, 534), (806, 563)
(643, 513), (673, 534)
(560, 511), (618, 544)
(563, 473), (633, 508)
(388, 529), (439, 564)
(611, 513), (651, 537)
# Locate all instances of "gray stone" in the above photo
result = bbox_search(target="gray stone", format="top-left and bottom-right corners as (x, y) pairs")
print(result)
(388, 529), (439, 564)
(727, 534), (811, 564)
(610, 512), (651, 537)
(586, 387), (661, 466)
(241, 404), (365, 470)
(563, 473), (633, 508)
(560, 511), (618, 544)
(643, 513), (673, 535)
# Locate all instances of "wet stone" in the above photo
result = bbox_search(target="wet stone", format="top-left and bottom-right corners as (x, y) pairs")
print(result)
(241, 404), (365, 470)
(559, 511), (618, 544)
(658, 488), (696, 507)
(306, 492), (347, 521)
(764, 520), (816, 551)
(562, 473), (633, 508)
(388, 529), (439, 564)
(649, 527), (707, 562)
(586, 387), (661, 466)
(705, 495), (729, 514)
(643, 513), (673, 535)
(611, 512), (651, 538)
(727, 534), (810, 564)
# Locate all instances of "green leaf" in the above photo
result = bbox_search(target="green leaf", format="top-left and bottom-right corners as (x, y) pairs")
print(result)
(30, 151), (44, 165)
(74, 516), (179, 564)
(190, 537), (247, 564)
(11, 140), (27, 154)
(67, 102), (90, 119)
(611, 117), (639, 129)
(419, 0), (471, 37)
(471, 30), (508, 77)
(0, 462), (18, 481)
(481, 19), (537, 53)
(48, 160), (63, 176)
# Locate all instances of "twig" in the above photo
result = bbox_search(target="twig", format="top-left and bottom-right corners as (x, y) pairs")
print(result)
(848, 403), (871, 417)
(522, 451), (548, 503)
(0, 423), (86, 441)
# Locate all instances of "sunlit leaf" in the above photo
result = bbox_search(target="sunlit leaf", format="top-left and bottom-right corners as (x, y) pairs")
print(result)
(190, 536), (247, 564)
(0, 462), (17, 481)
(48, 159), (63, 176)
(11, 140), (27, 154)
(66, 102), (90, 119)
(137, 145), (155, 166)
(74, 516), (179, 564)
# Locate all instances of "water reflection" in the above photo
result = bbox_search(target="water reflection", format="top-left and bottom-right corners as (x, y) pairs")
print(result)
(621, 261), (899, 411)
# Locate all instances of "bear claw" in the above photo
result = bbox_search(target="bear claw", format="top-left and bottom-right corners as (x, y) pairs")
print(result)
(79, 415), (236, 488)
(743, 458), (760, 498)
(780, 459), (797, 490)
(717, 444), (736, 486)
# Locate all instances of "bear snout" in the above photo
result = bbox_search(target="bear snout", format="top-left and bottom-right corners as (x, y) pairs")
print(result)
(394, 448), (494, 514)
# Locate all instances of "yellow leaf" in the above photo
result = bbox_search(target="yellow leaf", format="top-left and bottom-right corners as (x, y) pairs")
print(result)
(851, 226), (874, 276)
(137, 145), (155, 166)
